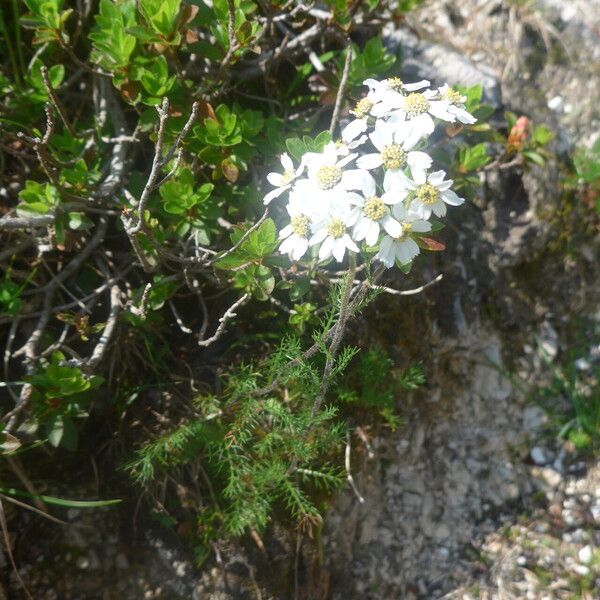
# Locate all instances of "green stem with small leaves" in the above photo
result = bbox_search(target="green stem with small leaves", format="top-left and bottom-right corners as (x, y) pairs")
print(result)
(311, 252), (357, 416)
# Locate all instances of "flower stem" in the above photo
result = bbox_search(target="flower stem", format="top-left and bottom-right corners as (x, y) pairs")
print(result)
(311, 252), (357, 416)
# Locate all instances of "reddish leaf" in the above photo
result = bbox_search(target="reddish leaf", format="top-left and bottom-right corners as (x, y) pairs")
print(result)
(180, 4), (199, 25)
(221, 159), (239, 183)
(197, 99), (217, 122)
(419, 237), (446, 251)
(184, 29), (199, 44)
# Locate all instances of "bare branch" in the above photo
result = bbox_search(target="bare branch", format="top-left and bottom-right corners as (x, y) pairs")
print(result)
(40, 65), (77, 137)
(345, 431), (365, 504)
(329, 41), (353, 136)
(82, 285), (121, 370)
(0, 215), (54, 231)
(198, 293), (250, 347)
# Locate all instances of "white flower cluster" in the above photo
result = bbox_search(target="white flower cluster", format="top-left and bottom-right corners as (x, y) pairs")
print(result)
(264, 77), (476, 268)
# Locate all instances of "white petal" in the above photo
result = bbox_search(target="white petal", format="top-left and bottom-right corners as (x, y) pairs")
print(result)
(381, 214), (402, 237)
(342, 169), (376, 196)
(432, 201), (447, 218)
(403, 79), (430, 91)
(381, 189), (409, 205)
(392, 203), (408, 221)
(264, 186), (287, 205)
(363, 78), (380, 90)
(309, 229), (328, 245)
(365, 221), (380, 246)
(342, 234), (359, 253)
(319, 235), (335, 259)
(411, 219), (432, 233)
(267, 172), (284, 186)
(441, 189), (464, 206)
(356, 153), (383, 171)
(377, 237), (396, 268)
(370, 120), (392, 151)
(407, 151), (433, 172)
(323, 142), (339, 166)
(405, 238), (420, 259)
(279, 224), (294, 239)
(429, 100), (455, 122)
(280, 236), (294, 253)
(428, 170), (447, 185)
(342, 118), (368, 143)
(292, 238), (309, 261)
(408, 200), (430, 220)
(353, 218), (370, 241)
(452, 107), (477, 124)
(281, 153), (294, 172)
(384, 169), (414, 192)
(379, 89), (404, 109)
(332, 238), (347, 262)
(411, 168), (428, 185)
(370, 103), (390, 118)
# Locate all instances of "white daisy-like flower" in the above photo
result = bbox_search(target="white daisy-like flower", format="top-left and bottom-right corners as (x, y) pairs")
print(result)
(376, 204), (431, 267)
(278, 193), (316, 261)
(356, 119), (432, 189)
(263, 153), (304, 205)
(437, 84), (477, 125)
(362, 77), (431, 118)
(400, 169), (465, 219)
(387, 89), (456, 148)
(295, 142), (377, 215)
(294, 142), (358, 204)
(309, 207), (359, 262)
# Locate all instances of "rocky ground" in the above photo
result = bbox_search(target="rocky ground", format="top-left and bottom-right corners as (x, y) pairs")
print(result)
(4, 1), (600, 598)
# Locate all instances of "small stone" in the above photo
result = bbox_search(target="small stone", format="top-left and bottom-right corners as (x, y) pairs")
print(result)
(572, 564), (590, 576)
(531, 447), (548, 465)
(523, 406), (547, 432)
(547, 96), (564, 112)
(575, 358), (591, 371)
(578, 545), (593, 563)
(534, 467), (562, 488)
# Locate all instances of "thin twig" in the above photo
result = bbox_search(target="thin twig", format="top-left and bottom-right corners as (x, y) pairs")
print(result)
(329, 41), (353, 136)
(128, 98), (170, 234)
(40, 65), (77, 137)
(81, 285), (121, 370)
(198, 294), (250, 347)
(345, 431), (365, 504)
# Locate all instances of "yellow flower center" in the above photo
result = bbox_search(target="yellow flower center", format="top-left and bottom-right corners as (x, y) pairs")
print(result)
(442, 88), (463, 106)
(316, 165), (342, 190)
(363, 196), (386, 221)
(404, 93), (429, 117)
(380, 144), (406, 170)
(387, 77), (403, 91)
(416, 183), (439, 205)
(281, 169), (295, 185)
(291, 214), (311, 237)
(327, 218), (346, 239)
(351, 98), (374, 119)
